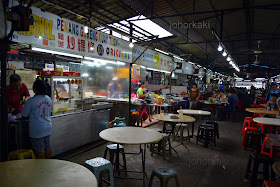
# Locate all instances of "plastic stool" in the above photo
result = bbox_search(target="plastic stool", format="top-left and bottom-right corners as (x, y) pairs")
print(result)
(242, 127), (258, 147)
(196, 124), (216, 148)
(263, 180), (280, 187)
(8, 149), (35, 160)
(253, 113), (263, 118)
(260, 137), (280, 159)
(244, 131), (265, 153)
(257, 123), (274, 133)
(206, 121), (219, 139)
(174, 123), (190, 142)
(150, 133), (171, 159)
(85, 157), (114, 187)
(242, 117), (255, 134)
(103, 144), (127, 174)
(131, 114), (143, 127)
(243, 152), (275, 187)
(148, 166), (179, 187)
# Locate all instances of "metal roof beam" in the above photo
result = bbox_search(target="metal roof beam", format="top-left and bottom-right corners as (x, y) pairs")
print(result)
(132, 4), (280, 20)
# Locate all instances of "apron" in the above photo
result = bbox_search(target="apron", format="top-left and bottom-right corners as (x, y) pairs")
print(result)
(140, 90), (148, 121)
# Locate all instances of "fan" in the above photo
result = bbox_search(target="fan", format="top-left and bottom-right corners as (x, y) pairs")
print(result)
(240, 40), (280, 54)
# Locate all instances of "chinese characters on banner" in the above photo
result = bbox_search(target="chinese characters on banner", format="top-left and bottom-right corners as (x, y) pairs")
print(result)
(12, 2), (132, 63)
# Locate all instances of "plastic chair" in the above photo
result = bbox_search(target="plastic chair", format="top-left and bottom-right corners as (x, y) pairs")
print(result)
(263, 180), (280, 187)
(174, 123), (190, 142)
(243, 152), (275, 187)
(242, 117), (255, 134)
(260, 137), (275, 158)
(242, 127), (258, 147)
(148, 167), (179, 187)
(103, 144), (127, 175)
(8, 149), (35, 160)
(150, 133), (171, 159)
(84, 157), (114, 187)
(196, 124), (216, 148)
(257, 123), (274, 133)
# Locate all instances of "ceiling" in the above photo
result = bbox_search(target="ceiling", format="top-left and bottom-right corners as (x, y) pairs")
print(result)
(18, 0), (280, 78)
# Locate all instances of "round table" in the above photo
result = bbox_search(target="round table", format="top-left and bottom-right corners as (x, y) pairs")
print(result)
(100, 126), (162, 145)
(99, 127), (162, 186)
(246, 108), (279, 115)
(253, 117), (280, 126)
(0, 159), (97, 187)
(272, 162), (280, 176)
(202, 100), (226, 105)
(177, 109), (211, 116)
(153, 113), (196, 123)
(153, 113), (196, 137)
(177, 110), (211, 136)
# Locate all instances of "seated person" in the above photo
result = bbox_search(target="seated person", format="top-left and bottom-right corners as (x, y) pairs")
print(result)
(266, 93), (279, 111)
(217, 89), (238, 120)
(218, 90), (226, 102)
(251, 93), (261, 106)
(212, 90), (220, 99)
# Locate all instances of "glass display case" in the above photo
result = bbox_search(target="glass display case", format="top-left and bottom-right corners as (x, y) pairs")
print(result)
(43, 76), (83, 115)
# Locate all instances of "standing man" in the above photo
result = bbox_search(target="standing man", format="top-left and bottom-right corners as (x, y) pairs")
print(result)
(22, 80), (52, 159)
(266, 83), (280, 102)
(6, 74), (30, 113)
(107, 77), (123, 98)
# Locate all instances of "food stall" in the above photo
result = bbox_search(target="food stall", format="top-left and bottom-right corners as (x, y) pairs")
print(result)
(8, 2), (132, 156)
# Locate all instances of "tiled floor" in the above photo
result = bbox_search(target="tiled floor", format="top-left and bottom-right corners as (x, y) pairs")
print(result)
(58, 112), (264, 187)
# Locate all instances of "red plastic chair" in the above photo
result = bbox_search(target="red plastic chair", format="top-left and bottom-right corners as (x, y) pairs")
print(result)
(242, 127), (258, 147)
(253, 113), (263, 118)
(260, 137), (274, 158)
(241, 117), (255, 134)
(257, 123), (274, 133)
(263, 180), (280, 187)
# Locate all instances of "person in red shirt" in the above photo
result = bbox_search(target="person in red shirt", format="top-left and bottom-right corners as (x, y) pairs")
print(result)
(7, 74), (30, 113)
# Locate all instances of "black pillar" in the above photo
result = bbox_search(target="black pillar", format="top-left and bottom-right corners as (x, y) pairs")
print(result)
(0, 38), (9, 161)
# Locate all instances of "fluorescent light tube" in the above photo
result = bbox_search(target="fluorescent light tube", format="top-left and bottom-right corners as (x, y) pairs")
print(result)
(32, 47), (83, 59)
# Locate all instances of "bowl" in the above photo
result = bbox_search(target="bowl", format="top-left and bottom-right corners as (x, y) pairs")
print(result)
(170, 115), (179, 119)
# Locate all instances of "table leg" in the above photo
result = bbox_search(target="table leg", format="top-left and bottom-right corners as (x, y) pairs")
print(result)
(191, 122), (195, 137)
(148, 105), (152, 122)
(116, 144), (120, 176)
(141, 145), (147, 187)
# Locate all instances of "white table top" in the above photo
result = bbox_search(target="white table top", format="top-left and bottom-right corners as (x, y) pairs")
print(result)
(0, 159), (97, 187)
(177, 109), (211, 115)
(99, 127), (163, 145)
(147, 103), (172, 107)
(253, 117), (280, 126)
(203, 100), (226, 105)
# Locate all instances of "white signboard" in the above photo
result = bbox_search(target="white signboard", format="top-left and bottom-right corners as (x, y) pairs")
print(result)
(11, 2), (132, 63)
(132, 45), (172, 72)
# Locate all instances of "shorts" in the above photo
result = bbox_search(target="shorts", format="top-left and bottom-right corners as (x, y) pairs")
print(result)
(30, 135), (51, 154)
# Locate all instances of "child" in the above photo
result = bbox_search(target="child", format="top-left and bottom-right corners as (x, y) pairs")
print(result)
(22, 80), (52, 158)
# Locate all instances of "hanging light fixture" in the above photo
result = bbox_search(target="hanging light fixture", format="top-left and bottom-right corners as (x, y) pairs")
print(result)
(222, 51), (227, 57)
(129, 43), (134, 48)
(217, 44), (223, 51)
